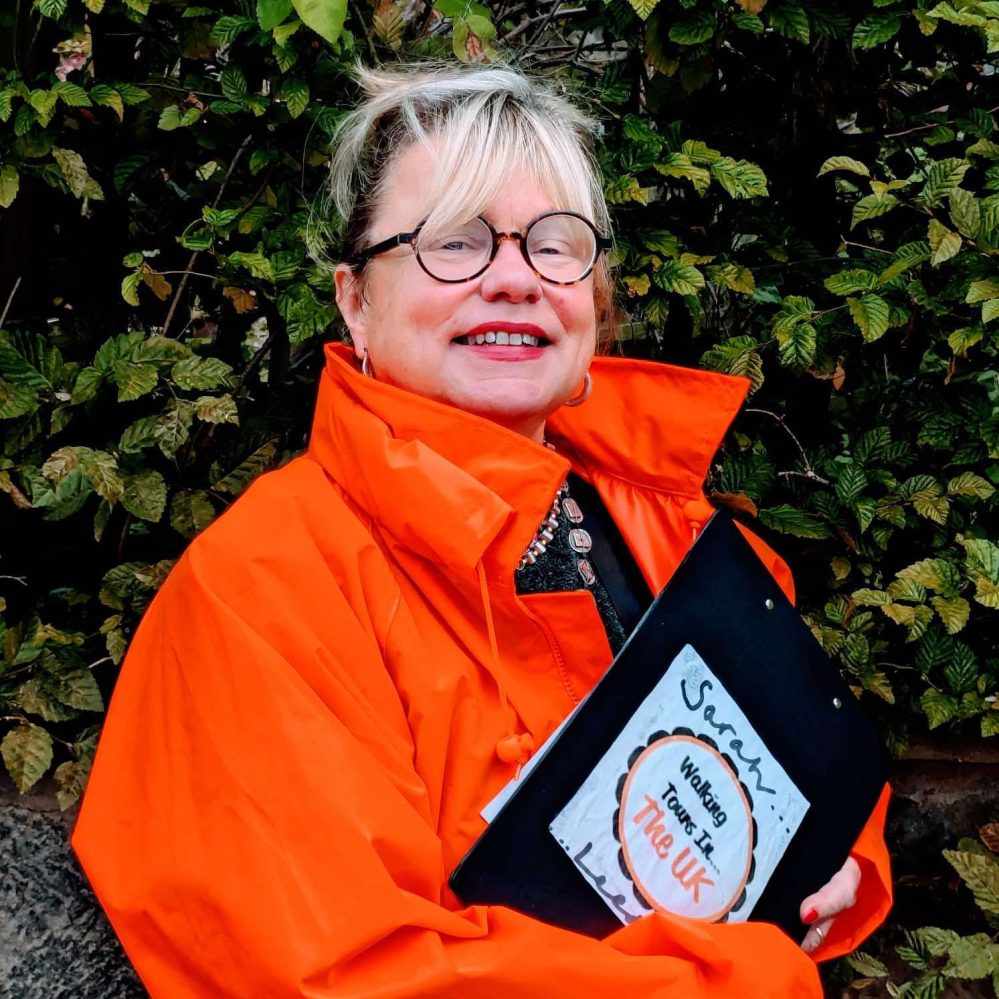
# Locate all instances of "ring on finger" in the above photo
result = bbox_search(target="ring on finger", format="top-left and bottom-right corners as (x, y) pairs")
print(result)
(813, 925), (824, 943)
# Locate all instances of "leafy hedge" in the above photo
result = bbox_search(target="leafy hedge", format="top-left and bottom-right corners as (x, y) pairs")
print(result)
(1, 0), (998, 992)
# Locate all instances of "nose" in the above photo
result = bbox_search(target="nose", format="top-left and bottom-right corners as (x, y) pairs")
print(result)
(479, 235), (543, 304)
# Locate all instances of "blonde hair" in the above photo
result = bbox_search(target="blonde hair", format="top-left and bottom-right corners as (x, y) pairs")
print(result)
(310, 62), (618, 343)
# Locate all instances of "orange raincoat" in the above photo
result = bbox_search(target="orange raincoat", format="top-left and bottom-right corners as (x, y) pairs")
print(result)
(73, 344), (891, 998)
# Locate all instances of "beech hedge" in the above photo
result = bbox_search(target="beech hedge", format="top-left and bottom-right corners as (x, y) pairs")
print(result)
(1, 0), (998, 993)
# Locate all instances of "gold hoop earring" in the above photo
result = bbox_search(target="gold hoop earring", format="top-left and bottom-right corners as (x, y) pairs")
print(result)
(563, 371), (591, 408)
(361, 348), (375, 379)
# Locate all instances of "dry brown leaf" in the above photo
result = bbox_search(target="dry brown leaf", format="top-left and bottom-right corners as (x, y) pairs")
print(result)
(736, 0), (768, 13)
(709, 490), (759, 518)
(979, 822), (999, 853)
(140, 265), (172, 301)
(223, 286), (258, 314)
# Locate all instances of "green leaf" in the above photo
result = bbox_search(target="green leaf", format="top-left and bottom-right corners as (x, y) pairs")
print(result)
(700, 336), (764, 391)
(913, 927), (961, 956)
(169, 489), (216, 538)
(922, 689), (959, 729)
(759, 504), (831, 539)
(950, 189), (982, 238)
(194, 394), (239, 425)
(0, 164), (19, 208)
(825, 269), (879, 295)
(78, 449), (124, 503)
(942, 642), (977, 692)
(852, 12), (902, 47)
(851, 193), (898, 228)
(213, 440), (278, 495)
(847, 294), (890, 342)
(34, 0), (68, 18)
(847, 952), (889, 977)
(280, 78), (309, 119)
(89, 84), (124, 122)
(669, 9), (715, 43)
(770, 2), (810, 44)
(171, 356), (234, 391)
(54, 759), (90, 810)
(653, 260), (705, 296)
(776, 321), (816, 367)
(943, 850), (999, 918)
(111, 359), (158, 402)
(837, 463), (868, 504)
(53, 667), (104, 712)
(772, 295), (814, 334)
(154, 400), (196, 458)
(52, 82), (91, 107)
(211, 14), (258, 45)
(119, 414), (159, 453)
(928, 219), (962, 266)
(898, 558), (960, 595)
(1, 724), (54, 792)
(121, 469), (167, 522)
(942, 936), (999, 979)
(291, 0), (346, 44)
(710, 157), (768, 199)
(819, 159), (870, 183)
(258, 0), (293, 29)
(221, 66), (248, 103)
(922, 158), (971, 207)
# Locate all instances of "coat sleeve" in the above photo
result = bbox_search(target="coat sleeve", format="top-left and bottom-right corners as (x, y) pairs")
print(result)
(734, 520), (894, 960)
(73, 552), (823, 999)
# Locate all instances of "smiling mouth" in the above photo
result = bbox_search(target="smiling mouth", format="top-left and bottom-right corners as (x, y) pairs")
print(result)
(452, 331), (550, 347)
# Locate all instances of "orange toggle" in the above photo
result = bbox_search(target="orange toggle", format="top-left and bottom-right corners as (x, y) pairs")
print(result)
(496, 733), (534, 765)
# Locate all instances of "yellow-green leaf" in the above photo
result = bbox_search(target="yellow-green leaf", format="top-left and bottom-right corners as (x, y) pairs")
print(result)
(948, 472), (996, 500)
(53, 146), (104, 201)
(948, 326), (984, 355)
(928, 218), (961, 265)
(1, 723), (54, 792)
(932, 596), (971, 634)
(817, 156), (870, 178)
(0, 164), (19, 208)
(291, 0), (346, 44)
(847, 293), (890, 341)
(851, 193), (898, 229)
(966, 278), (999, 303)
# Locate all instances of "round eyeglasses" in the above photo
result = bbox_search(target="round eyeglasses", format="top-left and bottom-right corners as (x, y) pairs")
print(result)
(348, 211), (612, 286)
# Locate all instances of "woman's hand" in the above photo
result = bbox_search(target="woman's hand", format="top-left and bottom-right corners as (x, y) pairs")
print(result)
(798, 856), (861, 954)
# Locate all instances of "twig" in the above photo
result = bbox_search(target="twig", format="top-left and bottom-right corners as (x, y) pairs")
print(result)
(0, 276), (21, 328)
(350, 0), (379, 64)
(0, 574), (28, 585)
(778, 469), (833, 486)
(161, 133), (254, 338)
(746, 407), (827, 484)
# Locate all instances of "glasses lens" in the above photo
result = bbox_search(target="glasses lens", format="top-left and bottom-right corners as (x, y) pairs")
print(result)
(416, 218), (492, 281)
(526, 214), (598, 283)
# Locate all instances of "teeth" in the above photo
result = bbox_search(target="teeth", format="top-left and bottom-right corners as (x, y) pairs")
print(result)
(456, 331), (546, 346)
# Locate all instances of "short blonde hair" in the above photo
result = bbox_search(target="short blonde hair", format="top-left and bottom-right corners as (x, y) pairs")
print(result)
(311, 62), (618, 343)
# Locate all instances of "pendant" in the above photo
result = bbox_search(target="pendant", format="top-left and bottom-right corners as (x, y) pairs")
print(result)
(563, 497), (584, 524)
(568, 528), (592, 554)
(577, 559), (596, 586)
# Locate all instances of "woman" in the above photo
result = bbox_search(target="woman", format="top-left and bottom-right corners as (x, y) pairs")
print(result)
(73, 63), (891, 997)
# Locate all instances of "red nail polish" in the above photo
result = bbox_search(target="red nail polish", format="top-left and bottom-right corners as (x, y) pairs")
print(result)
(803, 908), (819, 925)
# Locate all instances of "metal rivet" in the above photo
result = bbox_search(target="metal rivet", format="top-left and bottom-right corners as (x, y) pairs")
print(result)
(832, 697), (843, 709)
(764, 598), (775, 611)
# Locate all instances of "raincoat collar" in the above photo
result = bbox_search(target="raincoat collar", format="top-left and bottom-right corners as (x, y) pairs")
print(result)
(307, 343), (749, 577)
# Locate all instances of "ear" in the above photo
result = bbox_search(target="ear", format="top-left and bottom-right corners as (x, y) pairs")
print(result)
(334, 263), (369, 359)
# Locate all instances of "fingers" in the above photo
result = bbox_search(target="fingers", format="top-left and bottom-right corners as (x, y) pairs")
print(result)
(799, 855), (861, 925)
(801, 915), (835, 954)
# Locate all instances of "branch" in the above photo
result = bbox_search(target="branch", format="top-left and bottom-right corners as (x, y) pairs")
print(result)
(161, 133), (254, 338)
(0, 276), (21, 328)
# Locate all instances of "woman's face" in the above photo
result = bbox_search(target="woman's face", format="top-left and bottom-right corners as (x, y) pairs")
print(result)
(335, 143), (598, 442)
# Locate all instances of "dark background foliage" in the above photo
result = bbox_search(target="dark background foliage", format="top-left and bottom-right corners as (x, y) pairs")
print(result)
(1, 0), (998, 992)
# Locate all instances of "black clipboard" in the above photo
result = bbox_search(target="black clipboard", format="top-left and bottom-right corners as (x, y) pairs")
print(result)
(449, 511), (887, 940)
